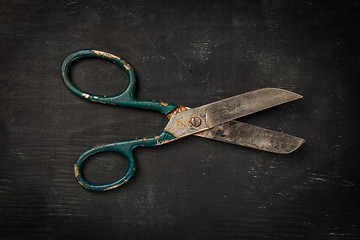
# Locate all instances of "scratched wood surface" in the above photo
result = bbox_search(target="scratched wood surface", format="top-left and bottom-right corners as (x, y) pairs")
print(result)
(1, 0), (360, 239)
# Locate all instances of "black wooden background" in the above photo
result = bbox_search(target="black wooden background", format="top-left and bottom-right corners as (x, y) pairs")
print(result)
(1, 0), (360, 239)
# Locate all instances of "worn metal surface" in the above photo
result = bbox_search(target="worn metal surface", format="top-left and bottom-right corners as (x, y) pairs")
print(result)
(166, 103), (304, 153)
(196, 121), (305, 154)
(165, 88), (303, 139)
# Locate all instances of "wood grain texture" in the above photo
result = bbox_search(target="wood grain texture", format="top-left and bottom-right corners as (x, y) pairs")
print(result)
(1, 0), (360, 239)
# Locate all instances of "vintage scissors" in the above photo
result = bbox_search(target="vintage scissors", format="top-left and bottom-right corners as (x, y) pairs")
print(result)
(61, 50), (305, 192)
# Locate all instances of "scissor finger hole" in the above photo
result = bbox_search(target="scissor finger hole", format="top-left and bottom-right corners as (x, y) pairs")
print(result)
(70, 58), (128, 96)
(82, 151), (129, 184)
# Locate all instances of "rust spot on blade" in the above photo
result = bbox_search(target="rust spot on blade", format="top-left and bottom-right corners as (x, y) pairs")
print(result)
(166, 105), (191, 120)
(175, 117), (187, 128)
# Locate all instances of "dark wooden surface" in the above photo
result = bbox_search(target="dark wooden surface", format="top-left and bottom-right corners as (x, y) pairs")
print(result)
(1, 0), (360, 239)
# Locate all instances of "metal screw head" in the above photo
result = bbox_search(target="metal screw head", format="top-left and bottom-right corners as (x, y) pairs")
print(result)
(190, 117), (201, 127)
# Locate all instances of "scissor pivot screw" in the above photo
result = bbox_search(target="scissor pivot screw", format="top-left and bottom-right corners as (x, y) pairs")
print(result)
(190, 117), (201, 127)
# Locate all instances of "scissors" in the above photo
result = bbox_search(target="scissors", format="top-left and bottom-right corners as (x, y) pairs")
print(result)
(61, 49), (305, 192)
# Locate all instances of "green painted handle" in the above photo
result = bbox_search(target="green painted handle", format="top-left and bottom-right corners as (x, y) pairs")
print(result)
(60, 49), (177, 114)
(75, 131), (176, 192)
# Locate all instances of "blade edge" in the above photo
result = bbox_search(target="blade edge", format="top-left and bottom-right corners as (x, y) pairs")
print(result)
(205, 88), (302, 128)
(195, 121), (305, 154)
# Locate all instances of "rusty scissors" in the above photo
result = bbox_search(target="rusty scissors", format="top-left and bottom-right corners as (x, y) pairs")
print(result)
(61, 49), (305, 192)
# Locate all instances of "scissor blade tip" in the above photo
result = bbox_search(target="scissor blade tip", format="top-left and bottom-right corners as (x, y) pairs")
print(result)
(279, 137), (305, 154)
(280, 88), (303, 99)
(260, 88), (303, 98)
(293, 92), (303, 99)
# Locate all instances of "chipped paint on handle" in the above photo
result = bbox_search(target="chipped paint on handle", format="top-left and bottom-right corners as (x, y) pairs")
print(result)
(60, 49), (178, 114)
(60, 49), (179, 192)
(74, 131), (176, 192)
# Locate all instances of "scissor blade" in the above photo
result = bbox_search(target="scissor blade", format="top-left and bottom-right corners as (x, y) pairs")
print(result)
(195, 121), (305, 154)
(202, 88), (302, 128)
(165, 88), (302, 139)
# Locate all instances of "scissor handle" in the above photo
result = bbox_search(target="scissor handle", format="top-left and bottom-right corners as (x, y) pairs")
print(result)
(74, 131), (175, 192)
(61, 49), (178, 114)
